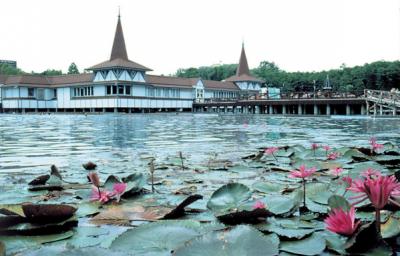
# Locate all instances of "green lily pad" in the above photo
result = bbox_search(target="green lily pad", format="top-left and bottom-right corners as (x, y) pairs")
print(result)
(328, 195), (351, 212)
(381, 215), (400, 239)
(252, 181), (284, 194)
(280, 233), (326, 255)
(207, 183), (251, 214)
(174, 225), (279, 256)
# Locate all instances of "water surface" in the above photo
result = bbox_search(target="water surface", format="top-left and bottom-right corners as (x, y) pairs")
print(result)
(0, 113), (399, 202)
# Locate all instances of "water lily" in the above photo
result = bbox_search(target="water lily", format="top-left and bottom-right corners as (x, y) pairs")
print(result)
(330, 167), (344, 177)
(347, 173), (400, 235)
(311, 143), (319, 157)
(323, 145), (331, 156)
(325, 206), (360, 236)
(253, 200), (266, 209)
(289, 165), (317, 179)
(327, 152), (340, 160)
(90, 187), (112, 203)
(289, 165), (317, 208)
(111, 182), (127, 202)
(264, 147), (279, 161)
(369, 137), (384, 154)
(361, 168), (381, 178)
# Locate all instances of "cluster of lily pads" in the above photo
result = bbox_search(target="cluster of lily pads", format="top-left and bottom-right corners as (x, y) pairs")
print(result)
(1, 137), (400, 255)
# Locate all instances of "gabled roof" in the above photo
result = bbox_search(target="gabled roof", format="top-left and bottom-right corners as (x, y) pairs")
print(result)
(147, 75), (239, 90)
(202, 79), (240, 91)
(225, 44), (264, 83)
(4, 75), (51, 85)
(88, 16), (151, 72)
(49, 73), (94, 86)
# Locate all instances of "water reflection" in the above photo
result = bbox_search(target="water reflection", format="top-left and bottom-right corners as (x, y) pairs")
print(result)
(0, 114), (399, 184)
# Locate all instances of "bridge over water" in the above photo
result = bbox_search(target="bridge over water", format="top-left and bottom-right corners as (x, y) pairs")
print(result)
(194, 90), (399, 116)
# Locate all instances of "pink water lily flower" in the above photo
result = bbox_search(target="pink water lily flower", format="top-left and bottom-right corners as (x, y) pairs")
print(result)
(323, 145), (331, 151)
(361, 168), (381, 178)
(348, 174), (400, 209)
(327, 152), (340, 160)
(342, 176), (353, 188)
(330, 167), (344, 177)
(289, 165), (317, 179)
(265, 147), (279, 155)
(369, 137), (384, 153)
(90, 187), (112, 203)
(311, 143), (319, 150)
(253, 200), (266, 209)
(325, 206), (360, 236)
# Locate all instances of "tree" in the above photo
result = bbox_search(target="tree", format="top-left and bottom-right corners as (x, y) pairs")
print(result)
(40, 69), (63, 76)
(68, 62), (80, 74)
(0, 63), (24, 75)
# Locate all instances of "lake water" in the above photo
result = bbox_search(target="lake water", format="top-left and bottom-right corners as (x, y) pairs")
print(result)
(0, 113), (399, 202)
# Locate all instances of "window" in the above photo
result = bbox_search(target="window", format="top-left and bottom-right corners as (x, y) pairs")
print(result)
(107, 86), (112, 95)
(37, 89), (45, 100)
(125, 86), (131, 95)
(112, 85), (117, 94)
(28, 88), (35, 97)
(118, 85), (124, 95)
(72, 86), (94, 97)
(54, 89), (57, 99)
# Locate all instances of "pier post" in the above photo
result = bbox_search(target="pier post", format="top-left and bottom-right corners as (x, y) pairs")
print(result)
(255, 106), (260, 114)
(128, 108), (132, 113)
(373, 104), (377, 116)
(379, 105), (383, 116)
(326, 104), (331, 115)
(297, 105), (302, 115)
(224, 106), (227, 114)
(366, 101), (369, 115)
(269, 105), (273, 115)
(282, 105), (287, 115)
(114, 108), (118, 113)
(361, 105), (365, 115)
(393, 108), (396, 116)
(346, 105), (351, 115)
(313, 104), (318, 115)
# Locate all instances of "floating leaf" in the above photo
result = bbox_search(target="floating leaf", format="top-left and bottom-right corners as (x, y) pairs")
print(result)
(280, 233), (326, 255)
(328, 195), (351, 212)
(22, 204), (77, 224)
(207, 183), (251, 214)
(381, 215), (400, 239)
(174, 225), (279, 256)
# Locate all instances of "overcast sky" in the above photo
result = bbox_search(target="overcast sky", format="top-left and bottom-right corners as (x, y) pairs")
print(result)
(1, 0), (399, 75)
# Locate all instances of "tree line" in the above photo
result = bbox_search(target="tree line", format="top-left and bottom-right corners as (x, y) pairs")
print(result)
(0, 62), (80, 76)
(175, 60), (400, 93)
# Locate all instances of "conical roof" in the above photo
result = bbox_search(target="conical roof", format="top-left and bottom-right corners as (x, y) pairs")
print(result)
(236, 44), (250, 76)
(88, 15), (151, 71)
(110, 15), (128, 60)
(225, 44), (264, 83)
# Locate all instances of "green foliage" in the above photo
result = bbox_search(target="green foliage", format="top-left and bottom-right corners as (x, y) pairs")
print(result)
(175, 60), (400, 93)
(0, 63), (24, 75)
(67, 62), (80, 74)
(39, 69), (63, 76)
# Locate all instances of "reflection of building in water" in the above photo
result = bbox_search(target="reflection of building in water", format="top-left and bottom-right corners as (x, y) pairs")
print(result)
(0, 15), (263, 113)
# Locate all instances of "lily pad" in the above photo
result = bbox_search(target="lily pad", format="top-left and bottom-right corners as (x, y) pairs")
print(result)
(174, 225), (279, 256)
(207, 183), (251, 214)
(280, 233), (326, 255)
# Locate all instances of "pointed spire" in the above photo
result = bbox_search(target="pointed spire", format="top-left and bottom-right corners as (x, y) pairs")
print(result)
(110, 11), (128, 60)
(236, 43), (250, 76)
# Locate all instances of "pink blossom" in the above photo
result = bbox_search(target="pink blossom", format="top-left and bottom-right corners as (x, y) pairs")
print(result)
(369, 137), (384, 153)
(348, 174), (400, 209)
(342, 176), (353, 188)
(243, 123), (248, 128)
(253, 200), (266, 209)
(90, 187), (112, 203)
(311, 143), (319, 150)
(112, 183), (127, 195)
(323, 145), (331, 151)
(264, 147), (279, 155)
(325, 206), (360, 236)
(289, 165), (317, 179)
(327, 152), (340, 160)
(361, 168), (381, 178)
(330, 167), (344, 177)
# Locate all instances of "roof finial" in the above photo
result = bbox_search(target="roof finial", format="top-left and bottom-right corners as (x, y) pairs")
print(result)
(118, 6), (121, 19)
(242, 37), (245, 48)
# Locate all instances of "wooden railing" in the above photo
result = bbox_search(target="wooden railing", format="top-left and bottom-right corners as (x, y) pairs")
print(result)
(364, 89), (400, 107)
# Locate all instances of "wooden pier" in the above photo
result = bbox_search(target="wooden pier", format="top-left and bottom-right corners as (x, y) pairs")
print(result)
(193, 97), (366, 115)
(365, 89), (400, 116)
